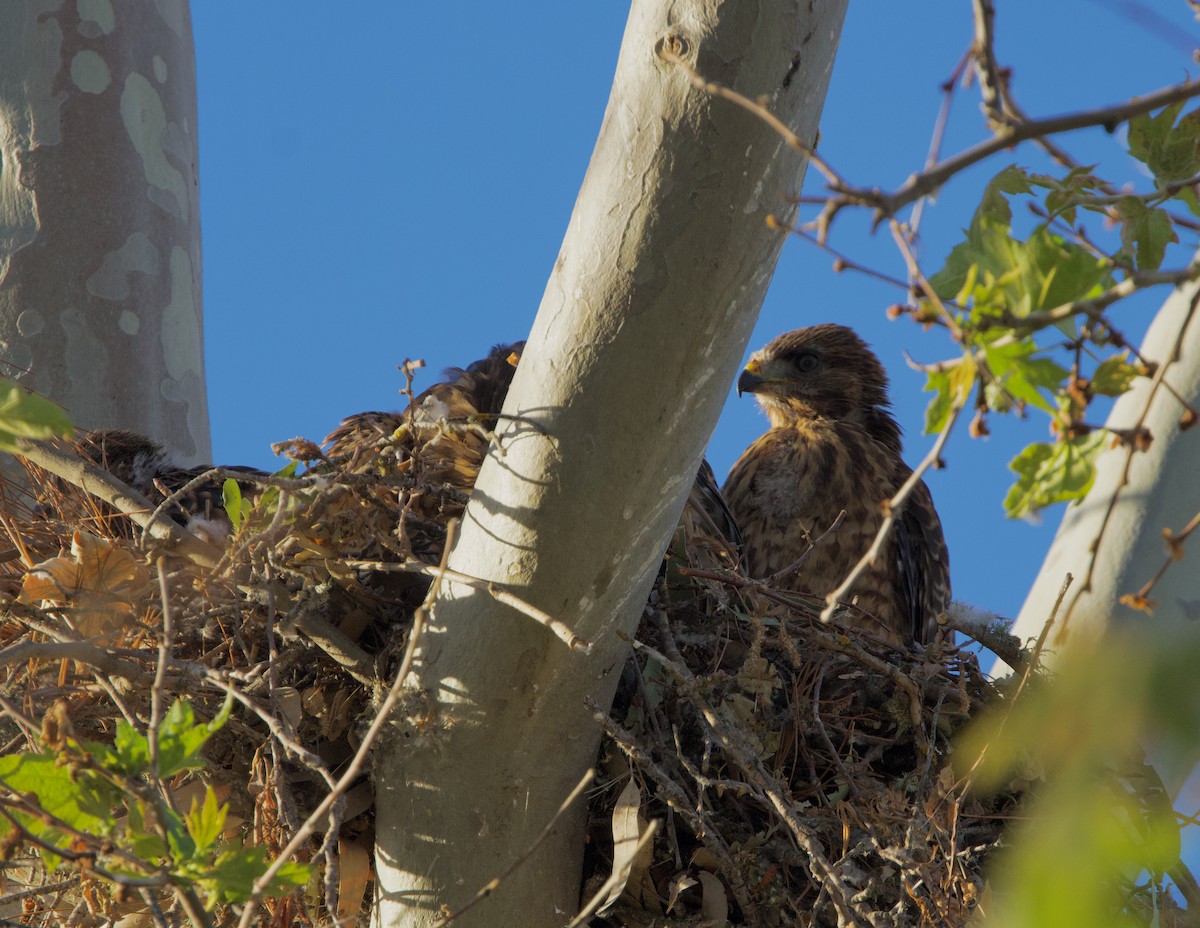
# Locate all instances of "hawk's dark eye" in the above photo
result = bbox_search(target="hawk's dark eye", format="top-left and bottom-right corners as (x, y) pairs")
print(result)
(794, 352), (819, 373)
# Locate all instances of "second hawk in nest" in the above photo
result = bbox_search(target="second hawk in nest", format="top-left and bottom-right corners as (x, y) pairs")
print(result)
(323, 342), (742, 563)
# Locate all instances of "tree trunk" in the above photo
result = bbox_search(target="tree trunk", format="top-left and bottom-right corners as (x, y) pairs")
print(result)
(0, 1), (209, 464)
(372, 2), (848, 925)
(1010, 269), (1200, 787)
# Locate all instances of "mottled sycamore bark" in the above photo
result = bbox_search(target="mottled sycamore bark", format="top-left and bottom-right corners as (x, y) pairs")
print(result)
(0, 0), (209, 464)
(372, 2), (848, 926)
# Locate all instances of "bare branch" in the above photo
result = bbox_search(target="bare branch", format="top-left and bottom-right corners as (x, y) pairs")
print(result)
(346, 558), (590, 653)
(435, 769), (596, 927)
(660, 46), (840, 186)
(235, 521), (459, 928)
(820, 398), (966, 625)
(856, 78), (1200, 223)
(13, 437), (221, 568)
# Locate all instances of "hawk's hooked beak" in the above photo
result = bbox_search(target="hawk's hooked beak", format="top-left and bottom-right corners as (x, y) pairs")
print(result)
(737, 360), (766, 397)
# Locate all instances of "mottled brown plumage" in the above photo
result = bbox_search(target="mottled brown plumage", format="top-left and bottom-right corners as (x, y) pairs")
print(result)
(322, 342), (525, 534)
(723, 324), (950, 645)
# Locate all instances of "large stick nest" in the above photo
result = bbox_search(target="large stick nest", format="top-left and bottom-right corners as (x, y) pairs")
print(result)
(0, 423), (1184, 927)
(582, 547), (1007, 928)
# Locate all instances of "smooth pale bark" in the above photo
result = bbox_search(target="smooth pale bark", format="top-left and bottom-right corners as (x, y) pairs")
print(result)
(373, 2), (847, 926)
(0, 1), (209, 464)
(1010, 270), (1200, 786)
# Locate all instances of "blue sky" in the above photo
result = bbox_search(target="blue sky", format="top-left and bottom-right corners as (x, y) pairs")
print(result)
(192, 2), (1199, 623)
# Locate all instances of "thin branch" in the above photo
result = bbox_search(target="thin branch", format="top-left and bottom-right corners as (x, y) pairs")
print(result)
(820, 399), (966, 625)
(0, 639), (150, 681)
(1124, 507), (1200, 608)
(910, 46), (973, 237)
(345, 558), (590, 653)
(659, 46), (840, 186)
(982, 262), (1200, 334)
(147, 558), (172, 781)
(954, 573), (1071, 797)
(770, 213), (914, 291)
(235, 521), (459, 928)
(13, 438), (221, 568)
(434, 769), (596, 927)
(565, 820), (659, 928)
(970, 0), (1008, 127)
(890, 220), (965, 340)
(851, 78), (1200, 223)
(1056, 287), (1200, 639)
(945, 601), (1028, 671)
(629, 637), (868, 928)
(589, 699), (760, 921)
(767, 510), (845, 586)
(812, 665), (856, 800)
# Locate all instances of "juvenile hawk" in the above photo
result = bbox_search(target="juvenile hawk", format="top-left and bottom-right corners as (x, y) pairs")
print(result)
(723, 324), (950, 645)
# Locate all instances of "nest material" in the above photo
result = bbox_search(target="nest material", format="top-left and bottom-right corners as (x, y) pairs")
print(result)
(574, 540), (1002, 928)
(1, 426), (443, 926)
(0, 424), (1181, 927)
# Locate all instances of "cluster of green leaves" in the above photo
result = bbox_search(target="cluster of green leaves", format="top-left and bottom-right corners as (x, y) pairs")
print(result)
(222, 459), (299, 531)
(0, 698), (309, 912)
(919, 102), (1200, 519)
(0, 377), (72, 453)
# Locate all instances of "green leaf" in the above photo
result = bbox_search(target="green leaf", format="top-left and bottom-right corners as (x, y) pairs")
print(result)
(192, 844), (311, 907)
(976, 164), (1033, 229)
(930, 166), (1113, 329)
(1128, 103), (1200, 183)
(0, 380), (72, 453)
(185, 787), (228, 858)
(984, 342), (1069, 414)
(931, 166), (1029, 305)
(1019, 227), (1113, 317)
(154, 698), (232, 779)
(268, 859), (314, 893)
(231, 459), (299, 532)
(1092, 354), (1140, 397)
(108, 698), (231, 780)
(126, 799), (168, 861)
(111, 720), (151, 776)
(222, 478), (246, 529)
(1115, 197), (1176, 271)
(956, 632), (1192, 928)
(1029, 166), (1107, 224)
(0, 754), (110, 835)
(1004, 432), (1108, 518)
(1177, 184), (1200, 219)
(0, 753), (111, 871)
(923, 356), (977, 434)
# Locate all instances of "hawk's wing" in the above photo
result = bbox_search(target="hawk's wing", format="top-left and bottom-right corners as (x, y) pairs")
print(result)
(893, 474), (950, 645)
(687, 458), (743, 554)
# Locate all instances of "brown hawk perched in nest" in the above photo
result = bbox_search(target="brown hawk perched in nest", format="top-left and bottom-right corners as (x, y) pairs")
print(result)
(723, 324), (950, 645)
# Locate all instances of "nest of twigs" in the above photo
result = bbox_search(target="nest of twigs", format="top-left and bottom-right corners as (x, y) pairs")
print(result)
(0, 422), (1147, 927)
(0, 428), (439, 926)
(578, 544), (1011, 928)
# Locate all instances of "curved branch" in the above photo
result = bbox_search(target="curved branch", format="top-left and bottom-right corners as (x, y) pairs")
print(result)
(14, 438), (221, 568)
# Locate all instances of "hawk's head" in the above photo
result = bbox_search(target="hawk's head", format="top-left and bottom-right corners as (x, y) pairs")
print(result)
(737, 324), (892, 432)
